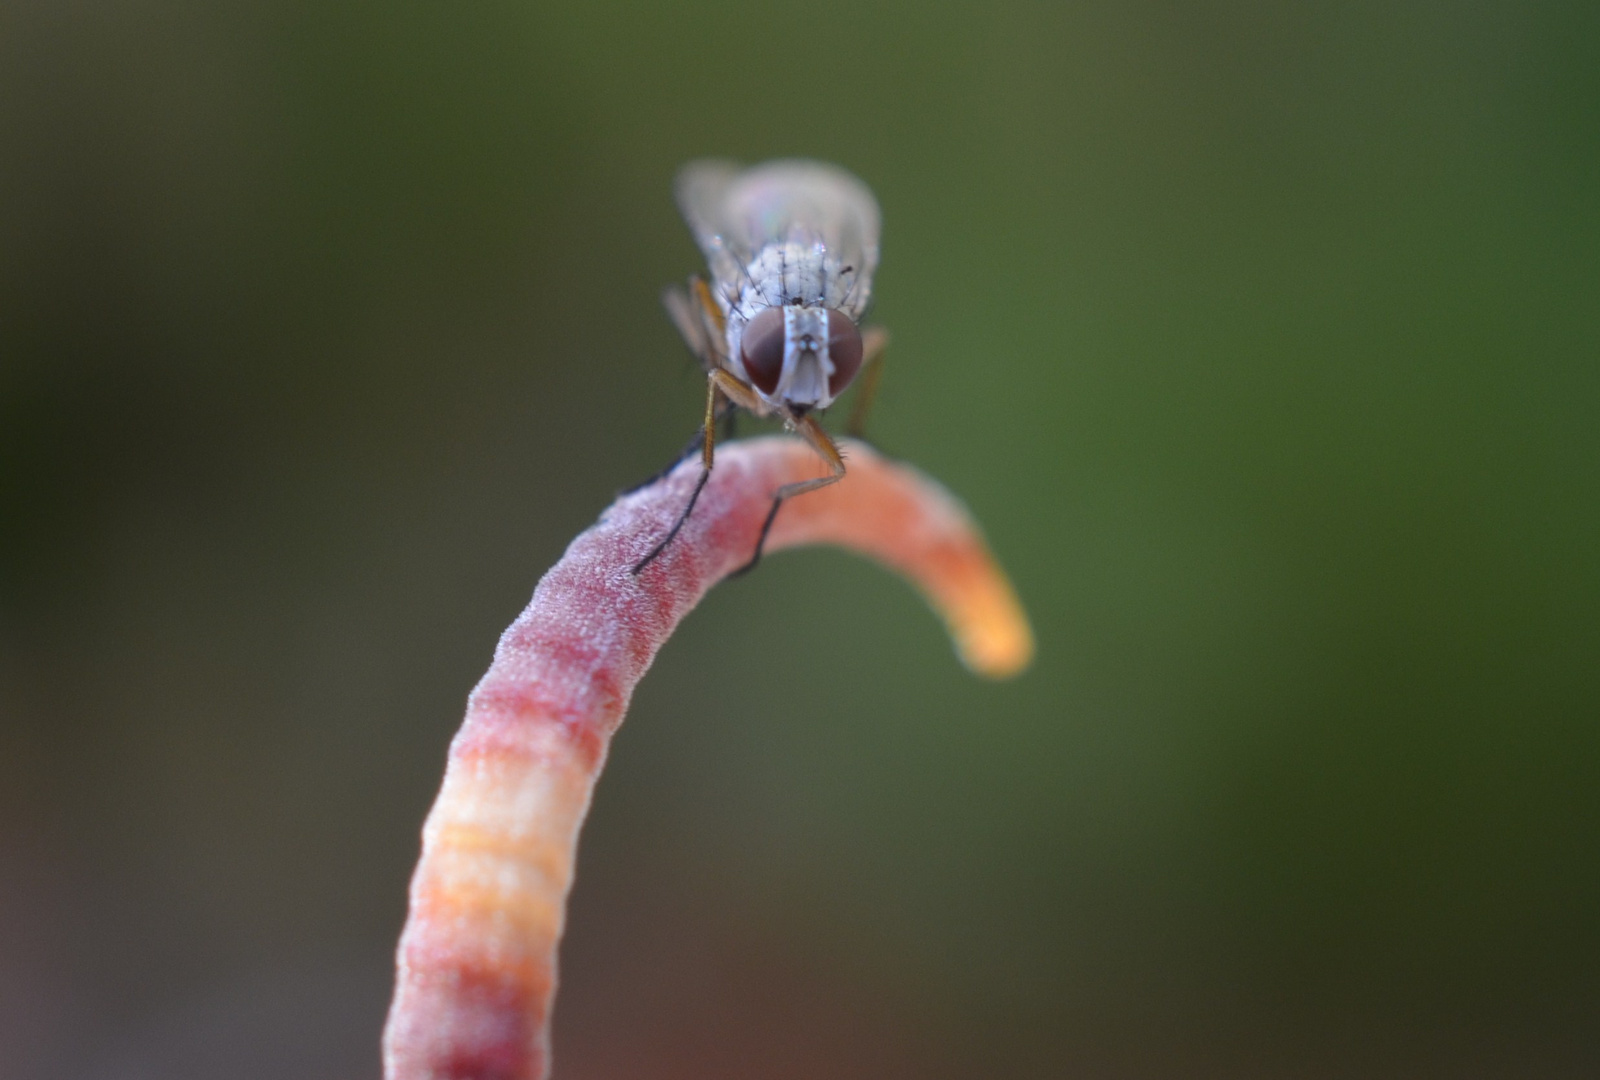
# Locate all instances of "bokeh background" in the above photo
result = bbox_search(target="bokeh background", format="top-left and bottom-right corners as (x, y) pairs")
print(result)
(3, 0), (1598, 1076)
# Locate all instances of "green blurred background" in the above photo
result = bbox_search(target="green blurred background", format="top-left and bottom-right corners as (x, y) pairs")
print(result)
(3, 0), (1598, 1076)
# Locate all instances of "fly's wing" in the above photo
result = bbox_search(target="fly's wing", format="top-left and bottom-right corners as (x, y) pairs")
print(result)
(677, 159), (882, 318)
(675, 160), (747, 298)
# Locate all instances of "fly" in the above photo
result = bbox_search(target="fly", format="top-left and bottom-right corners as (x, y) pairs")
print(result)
(632, 159), (890, 575)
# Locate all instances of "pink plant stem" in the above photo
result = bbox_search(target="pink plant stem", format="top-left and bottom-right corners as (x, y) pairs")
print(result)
(382, 436), (1032, 1080)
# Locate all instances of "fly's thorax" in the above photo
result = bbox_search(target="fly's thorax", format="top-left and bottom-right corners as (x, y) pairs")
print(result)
(729, 303), (864, 412)
(734, 242), (869, 320)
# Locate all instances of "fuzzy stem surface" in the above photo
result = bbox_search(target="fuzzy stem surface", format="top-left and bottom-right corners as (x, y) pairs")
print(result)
(382, 437), (1032, 1080)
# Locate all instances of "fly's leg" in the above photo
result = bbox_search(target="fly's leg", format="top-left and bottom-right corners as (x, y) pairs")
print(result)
(635, 276), (769, 573)
(691, 276), (729, 338)
(621, 394), (740, 496)
(621, 425), (709, 496)
(663, 275), (728, 364)
(845, 326), (890, 439)
(632, 376), (722, 575)
(631, 369), (766, 574)
(729, 413), (847, 579)
(664, 274), (730, 363)
(629, 278), (741, 496)
(662, 286), (707, 363)
(708, 367), (768, 413)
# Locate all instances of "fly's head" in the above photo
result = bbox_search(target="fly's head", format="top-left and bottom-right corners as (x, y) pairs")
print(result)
(734, 305), (863, 414)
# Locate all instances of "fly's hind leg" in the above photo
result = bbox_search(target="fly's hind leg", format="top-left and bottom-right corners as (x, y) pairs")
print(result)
(635, 271), (763, 574)
(845, 326), (890, 439)
(634, 279), (738, 498)
(622, 389), (742, 496)
(729, 413), (847, 579)
(630, 370), (766, 574)
(631, 376), (722, 575)
(622, 424), (710, 496)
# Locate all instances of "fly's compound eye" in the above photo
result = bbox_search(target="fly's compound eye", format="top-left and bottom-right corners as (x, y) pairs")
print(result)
(826, 310), (864, 397)
(740, 308), (786, 395)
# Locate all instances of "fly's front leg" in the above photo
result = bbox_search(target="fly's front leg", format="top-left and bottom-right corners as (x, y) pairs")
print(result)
(730, 413), (847, 578)
(708, 366), (767, 413)
(631, 376), (722, 575)
(845, 326), (890, 439)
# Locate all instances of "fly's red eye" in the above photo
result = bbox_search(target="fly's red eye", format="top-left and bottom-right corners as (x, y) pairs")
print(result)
(826, 310), (863, 397)
(740, 308), (786, 395)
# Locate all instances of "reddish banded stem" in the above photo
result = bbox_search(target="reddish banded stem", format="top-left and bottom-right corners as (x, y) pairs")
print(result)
(382, 436), (1032, 1080)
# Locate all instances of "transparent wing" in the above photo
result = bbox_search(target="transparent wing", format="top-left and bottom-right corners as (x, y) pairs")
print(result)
(676, 159), (882, 311)
(675, 160), (746, 288)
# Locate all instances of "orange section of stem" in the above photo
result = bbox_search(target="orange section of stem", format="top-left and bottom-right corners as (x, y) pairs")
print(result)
(762, 442), (1034, 678)
(383, 437), (1031, 1080)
